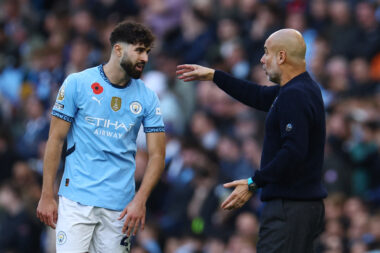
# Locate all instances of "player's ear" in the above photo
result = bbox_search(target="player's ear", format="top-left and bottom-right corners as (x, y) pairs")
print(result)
(113, 43), (123, 58)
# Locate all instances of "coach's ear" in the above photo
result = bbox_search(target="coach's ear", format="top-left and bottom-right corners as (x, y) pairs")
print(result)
(277, 50), (286, 65)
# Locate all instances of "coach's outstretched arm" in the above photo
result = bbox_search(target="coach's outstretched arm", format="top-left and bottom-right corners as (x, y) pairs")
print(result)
(177, 65), (279, 111)
(118, 132), (166, 236)
(37, 117), (71, 229)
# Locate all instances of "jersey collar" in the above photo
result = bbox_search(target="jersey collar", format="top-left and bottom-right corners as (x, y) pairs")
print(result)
(98, 64), (131, 89)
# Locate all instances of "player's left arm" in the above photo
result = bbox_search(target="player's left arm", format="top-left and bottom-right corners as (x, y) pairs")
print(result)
(119, 131), (165, 236)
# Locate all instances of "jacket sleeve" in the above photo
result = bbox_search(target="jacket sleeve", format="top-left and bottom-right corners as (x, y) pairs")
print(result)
(213, 70), (280, 112)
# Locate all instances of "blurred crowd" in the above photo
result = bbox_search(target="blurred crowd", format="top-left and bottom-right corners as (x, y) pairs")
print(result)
(0, 0), (379, 252)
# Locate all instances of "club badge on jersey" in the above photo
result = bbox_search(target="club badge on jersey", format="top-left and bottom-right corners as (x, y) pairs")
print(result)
(130, 101), (142, 114)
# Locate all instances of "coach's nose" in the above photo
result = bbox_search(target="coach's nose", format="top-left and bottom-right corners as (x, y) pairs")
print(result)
(260, 54), (265, 65)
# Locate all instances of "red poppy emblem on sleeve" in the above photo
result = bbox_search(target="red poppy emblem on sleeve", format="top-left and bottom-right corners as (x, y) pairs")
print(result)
(91, 82), (103, 94)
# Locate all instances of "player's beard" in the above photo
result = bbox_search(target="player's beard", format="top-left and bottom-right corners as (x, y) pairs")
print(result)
(120, 55), (144, 79)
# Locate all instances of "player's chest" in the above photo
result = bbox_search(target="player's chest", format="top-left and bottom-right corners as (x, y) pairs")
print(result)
(78, 84), (145, 124)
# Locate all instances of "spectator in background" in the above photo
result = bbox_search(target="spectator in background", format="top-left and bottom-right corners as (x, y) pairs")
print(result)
(190, 110), (219, 150)
(225, 233), (256, 253)
(325, 0), (356, 58)
(0, 127), (16, 183)
(92, 0), (139, 22)
(186, 162), (220, 235)
(323, 108), (353, 194)
(16, 96), (49, 159)
(207, 17), (240, 65)
(11, 161), (41, 212)
(135, 223), (161, 253)
(349, 119), (380, 198)
(216, 135), (254, 182)
(168, 6), (214, 64)
(235, 212), (259, 245)
(307, 0), (329, 33)
(159, 141), (204, 235)
(242, 137), (262, 173)
(349, 57), (378, 97)
(245, 3), (281, 64)
(0, 181), (42, 253)
(236, 0), (260, 34)
(140, 0), (186, 40)
(143, 70), (184, 134)
(354, 1), (380, 60)
(368, 213), (380, 250)
(203, 236), (226, 253)
(325, 56), (350, 98)
(154, 51), (196, 129)
(64, 37), (92, 74)
(25, 46), (65, 105)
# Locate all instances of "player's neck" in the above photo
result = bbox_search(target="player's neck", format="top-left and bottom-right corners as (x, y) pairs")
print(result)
(103, 62), (131, 87)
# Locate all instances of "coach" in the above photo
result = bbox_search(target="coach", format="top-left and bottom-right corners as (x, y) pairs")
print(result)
(176, 29), (327, 253)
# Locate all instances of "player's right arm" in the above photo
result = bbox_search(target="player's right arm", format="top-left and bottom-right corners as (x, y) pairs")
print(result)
(37, 116), (71, 229)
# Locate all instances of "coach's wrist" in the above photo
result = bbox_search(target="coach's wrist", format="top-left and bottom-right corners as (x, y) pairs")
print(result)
(208, 69), (215, 81)
(247, 177), (258, 193)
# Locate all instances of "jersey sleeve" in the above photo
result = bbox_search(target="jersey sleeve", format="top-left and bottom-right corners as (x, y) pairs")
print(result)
(143, 91), (165, 133)
(51, 74), (78, 123)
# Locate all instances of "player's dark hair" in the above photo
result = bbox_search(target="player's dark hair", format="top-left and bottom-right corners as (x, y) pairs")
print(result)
(109, 21), (154, 48)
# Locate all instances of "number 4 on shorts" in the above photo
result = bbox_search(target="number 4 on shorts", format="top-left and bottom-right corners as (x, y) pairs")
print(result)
(120, 236), (131, 252)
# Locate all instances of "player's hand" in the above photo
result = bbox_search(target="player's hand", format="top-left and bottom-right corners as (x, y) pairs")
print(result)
(221, 179), (253, 210)
(118, 198), (146, 236)
(176, 64), (215, 82)
(37, 195), (58, 229)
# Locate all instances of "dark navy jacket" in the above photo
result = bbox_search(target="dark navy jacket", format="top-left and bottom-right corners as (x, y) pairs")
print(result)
(213, 70), (327, 201)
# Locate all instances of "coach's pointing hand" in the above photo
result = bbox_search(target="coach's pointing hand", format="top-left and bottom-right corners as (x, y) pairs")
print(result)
(221, 179), (253, 210)
(176, 64), (215, 82)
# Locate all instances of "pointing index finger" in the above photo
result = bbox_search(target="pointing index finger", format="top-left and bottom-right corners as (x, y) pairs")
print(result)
(223, 181), (238, 188)
(176, 64), (194, 71)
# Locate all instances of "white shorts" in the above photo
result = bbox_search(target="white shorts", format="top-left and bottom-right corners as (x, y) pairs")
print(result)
(56, 196), (131, 253)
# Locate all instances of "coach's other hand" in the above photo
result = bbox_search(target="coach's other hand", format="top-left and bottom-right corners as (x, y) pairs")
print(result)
(221, 179), (253, 210)
(37, 195), (58, 229)
(176, 64), (215, 82)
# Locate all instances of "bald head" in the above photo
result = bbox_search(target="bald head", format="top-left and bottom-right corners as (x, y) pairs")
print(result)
(267, 29), (306, 66)
(260, 29), (307, 85)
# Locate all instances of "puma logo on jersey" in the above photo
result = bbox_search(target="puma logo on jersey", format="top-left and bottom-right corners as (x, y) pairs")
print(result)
(92, 96), (103, 105)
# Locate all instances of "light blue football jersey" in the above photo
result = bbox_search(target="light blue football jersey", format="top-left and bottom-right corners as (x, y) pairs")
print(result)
(52, 65), (165, 211)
